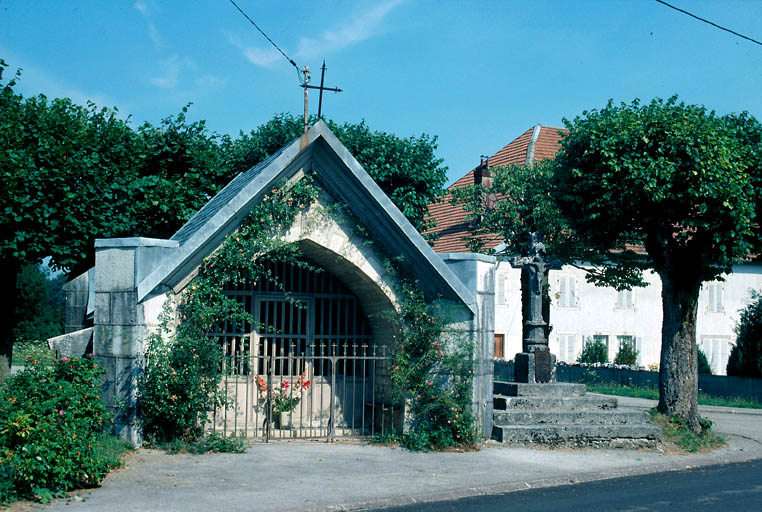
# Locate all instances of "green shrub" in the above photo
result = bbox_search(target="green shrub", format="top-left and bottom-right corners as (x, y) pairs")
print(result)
(614, 339), (638, 366)
(697, 348), (713, 375)
(578, 337), (608, 364)
(138, 323), (225, 444)
(389, 285), (477, 451)
(0, 356), (123, 502)
(0, 463), (15, 505)
(727, 293), (762, 378)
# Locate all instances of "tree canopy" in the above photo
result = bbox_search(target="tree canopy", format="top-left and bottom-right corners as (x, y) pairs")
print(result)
(0, 59), (448, 381)
(553, 97), (761, 431)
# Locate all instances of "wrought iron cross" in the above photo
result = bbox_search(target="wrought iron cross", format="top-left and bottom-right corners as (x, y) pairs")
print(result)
(301, 61), (342, 132)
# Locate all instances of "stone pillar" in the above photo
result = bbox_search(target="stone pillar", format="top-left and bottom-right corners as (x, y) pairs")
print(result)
(440, 253), (495, 438)
(62, 269), (92, 333)
(93, 237), (178, 446)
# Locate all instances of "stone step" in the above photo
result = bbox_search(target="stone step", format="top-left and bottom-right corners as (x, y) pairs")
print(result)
(493, 382), (586, 397)
(492, 424), (662, 446)
(493, 395), (619, 412)
(493, 409), (650, 426)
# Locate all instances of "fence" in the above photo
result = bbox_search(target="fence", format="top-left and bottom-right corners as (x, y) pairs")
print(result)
(208, 342), (401, 441)
(494, 360), (762, 403)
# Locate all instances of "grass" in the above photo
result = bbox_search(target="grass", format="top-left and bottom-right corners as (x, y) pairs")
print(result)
(92, 433), (134, 466)
(149, 432), (248, 454)
(648, 409), (726, 453)
(586, 382), (762, 409)
(10, 342), (56, 366)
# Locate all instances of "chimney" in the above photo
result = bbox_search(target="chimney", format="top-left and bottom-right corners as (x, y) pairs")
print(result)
(475, 156), (494, 209)
(475, 155), (493, 189)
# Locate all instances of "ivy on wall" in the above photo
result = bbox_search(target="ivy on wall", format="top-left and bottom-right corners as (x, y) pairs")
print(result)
(138, 178), (318, 443)
(138, 174), (478, 450)
(387, 284), (477, 451)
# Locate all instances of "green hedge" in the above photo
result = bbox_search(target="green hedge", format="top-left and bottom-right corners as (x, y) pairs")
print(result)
(0, 356), (125, 503)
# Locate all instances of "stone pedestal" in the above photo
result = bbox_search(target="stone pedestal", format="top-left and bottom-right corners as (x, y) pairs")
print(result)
(514, 350), (557, 384)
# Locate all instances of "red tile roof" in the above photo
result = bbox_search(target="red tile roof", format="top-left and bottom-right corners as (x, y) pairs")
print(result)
(426, 125), (566, 253)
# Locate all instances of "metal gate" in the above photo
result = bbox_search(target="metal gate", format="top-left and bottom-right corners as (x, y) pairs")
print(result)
(207, 261), (400, 440)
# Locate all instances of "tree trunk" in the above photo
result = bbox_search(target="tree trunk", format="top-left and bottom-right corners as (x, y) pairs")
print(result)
(657, 271), (701, 433)
(0, 262), (20, 384)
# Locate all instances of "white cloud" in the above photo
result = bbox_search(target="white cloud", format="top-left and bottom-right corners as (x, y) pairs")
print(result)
(229, 0), (403, 69)
(134, 0), (164, 47)
(296, 0), (402, 59)
(243, 47), (281, 67)
(150, 56), (226, 92)
(150, 55), (197, 89)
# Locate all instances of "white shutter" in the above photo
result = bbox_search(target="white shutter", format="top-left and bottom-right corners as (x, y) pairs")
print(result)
(571, 277), (578, 306)
(559, 276), (567, 307)
(496, 272), (506, 305)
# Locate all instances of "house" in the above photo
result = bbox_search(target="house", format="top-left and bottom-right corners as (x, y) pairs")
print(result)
(51, 121), (495, 445)
(426, 125), (762, 375)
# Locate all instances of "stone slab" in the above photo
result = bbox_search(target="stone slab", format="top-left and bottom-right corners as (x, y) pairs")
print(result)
(494, 382), (586, 397)
(492, 424), (662, 445)
(493, 409), (651, 426)
(493, 395), (619, 411)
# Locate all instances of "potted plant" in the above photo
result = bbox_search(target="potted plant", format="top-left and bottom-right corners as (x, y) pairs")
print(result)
(257, 373), (311, 429)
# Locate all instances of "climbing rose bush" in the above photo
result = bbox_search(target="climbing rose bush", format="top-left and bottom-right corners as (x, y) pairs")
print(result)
(0, 356), (121, 502)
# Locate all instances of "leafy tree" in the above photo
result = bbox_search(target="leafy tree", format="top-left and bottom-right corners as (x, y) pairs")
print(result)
(220, 113), (448, 234)
(697, 348), (713, 375)
(577, 337), (608, 364)
(1, 61), (142, 382)
(450, 159), (645, 346)
(614, 338), (639, 366)
(14, 264), (65, 344)
(727, 293), (762, 378)
(0, 61), (448, 382)
(553, 97), (761, 432)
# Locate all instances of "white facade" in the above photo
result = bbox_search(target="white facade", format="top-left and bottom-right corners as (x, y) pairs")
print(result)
(493, 261), (762, 375)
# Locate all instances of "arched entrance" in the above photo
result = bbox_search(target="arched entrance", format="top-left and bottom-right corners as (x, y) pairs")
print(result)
(209, 259), (398, 440)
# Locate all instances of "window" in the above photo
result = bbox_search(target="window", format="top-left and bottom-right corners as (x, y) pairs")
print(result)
(494, 334), (505, 359)
(701, 336), (730, 375)
(590, 334), (610, 360)
(496, 272), (508, 306)
(559, 275), (578, 308)
(558, 334), (577, 363)
(616, 289), (634, 310)
(705, 282), (724, 313)
(616, 335), (639, 364)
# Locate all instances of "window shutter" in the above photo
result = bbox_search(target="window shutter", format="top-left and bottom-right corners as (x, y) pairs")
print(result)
(572, 277), (578, 306)
(559, 276), (567, 307)
(496, 272), (506, 305)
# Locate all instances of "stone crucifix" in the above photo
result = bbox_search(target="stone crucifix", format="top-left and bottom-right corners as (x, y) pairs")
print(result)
(512, 232), (550, 353)
(511, 231), (558, 383)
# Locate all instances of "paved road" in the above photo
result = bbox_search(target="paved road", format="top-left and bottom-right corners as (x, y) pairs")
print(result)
(368, 459), (762, 512)
(28, 396), (762, 512)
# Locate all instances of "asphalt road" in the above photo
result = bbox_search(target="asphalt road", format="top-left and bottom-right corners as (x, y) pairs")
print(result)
(369, 459), (762, 512)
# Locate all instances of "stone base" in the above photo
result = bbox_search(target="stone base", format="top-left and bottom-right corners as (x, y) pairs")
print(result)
(514, 351), (556, 383)
(491, 381), (662, 447)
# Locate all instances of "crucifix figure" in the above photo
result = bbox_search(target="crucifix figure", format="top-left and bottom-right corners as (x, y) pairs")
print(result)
(511, 231), (559, 383)
(301, 61), (342, 132)
(512, 232), (549, 353)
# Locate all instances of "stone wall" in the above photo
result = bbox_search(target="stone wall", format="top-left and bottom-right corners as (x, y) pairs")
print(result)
(440, 253), (495, 437)
(93, 237), (178, 446)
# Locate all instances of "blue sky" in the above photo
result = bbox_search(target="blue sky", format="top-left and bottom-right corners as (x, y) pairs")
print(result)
(2, 0), (761, 184)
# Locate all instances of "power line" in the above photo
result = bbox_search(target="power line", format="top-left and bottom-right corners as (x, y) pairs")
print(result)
(655, 0), (762, 48)
(228, 0), (302, 78)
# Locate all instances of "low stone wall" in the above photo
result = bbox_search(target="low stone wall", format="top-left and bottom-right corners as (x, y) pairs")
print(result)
(494, 360), (762, 403)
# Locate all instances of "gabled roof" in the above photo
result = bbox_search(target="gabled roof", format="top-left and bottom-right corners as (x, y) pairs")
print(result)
(137, 121), (476, 313)
(426, 125), (566, 253)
